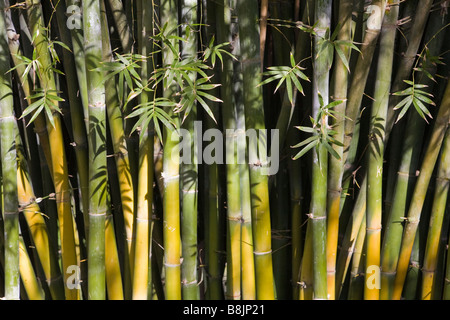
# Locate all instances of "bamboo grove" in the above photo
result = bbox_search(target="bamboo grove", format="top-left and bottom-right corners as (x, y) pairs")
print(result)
(0, 0), (449, 301)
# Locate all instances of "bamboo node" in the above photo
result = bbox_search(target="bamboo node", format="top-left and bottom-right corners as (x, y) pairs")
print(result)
(397, 171), (411, 177)
(164, 262), (181, 267)
(161, 171), (180, 182)
(253, 249), (272, 256)
(306, 213), (326, 220)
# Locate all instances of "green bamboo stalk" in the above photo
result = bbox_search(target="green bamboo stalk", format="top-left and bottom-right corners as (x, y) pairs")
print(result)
(310, 0), (333, 300)
(393, 77), (450, 300)
(326, 0), (353, 300)
(84, 0), (107, 300)
(179, 0), (200, 300)
(236, 0), (275, 300)
(365, 1), (399, 300)
(0, 4), (19, 298)
(160, 0), (182, 300)
(421, 128), (450, 299)
(215, 0), (241, 300)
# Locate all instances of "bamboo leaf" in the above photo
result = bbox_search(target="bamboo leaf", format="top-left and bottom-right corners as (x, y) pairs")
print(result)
(292, 139), (318, 160)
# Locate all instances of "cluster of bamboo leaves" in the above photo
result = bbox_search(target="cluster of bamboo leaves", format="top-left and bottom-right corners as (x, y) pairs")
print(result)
(1, 0), (450, 301)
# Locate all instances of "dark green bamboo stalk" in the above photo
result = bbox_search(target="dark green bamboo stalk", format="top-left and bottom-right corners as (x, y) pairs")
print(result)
(0, 4), (19, 299)
(202, 0), (224, 301)
(236, 0), (275, 300)
(84, 0), (107, 300)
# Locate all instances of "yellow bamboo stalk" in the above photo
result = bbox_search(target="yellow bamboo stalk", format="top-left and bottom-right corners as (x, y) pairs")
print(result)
(19, 237), (45, 300)
(26, 0), (79, 300)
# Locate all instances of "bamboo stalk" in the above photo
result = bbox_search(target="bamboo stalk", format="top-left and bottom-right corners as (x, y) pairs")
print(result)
(179, 0), (200, 300)
(385, 0), (434, 137)
(84, 0), (107, 300)
(393, 77), (450, 300)
(65, 0), (89, 118)
(326, 0), (353, 300)
(16, 131), (65, 300)
(380, 6), (447, 299)
(348, 214), (366, 300)
(310, 0), (333, 300)
(26, 0), (79, 300)
(52, 0), (90, 237)
(299, 222), (313, 300)
(129, 0), (155, 300)
(421, 128), (450, 299)
(97, 1), (125, 300)
(202, 0), (224, 300)
(259, 0), (268, 70)
(18, 235), (45, 300)
(0, 3), (19, 298)
(230, 0), (256, 299)
(215, 0), (241, 300)
(335, 177), (367, 298)
(365, 1), (399, 300)
(236, 0), (275, 300)
(160, 0), (182, 300)
(107, 0), (133, 53)
(343, 0), (387, 166)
